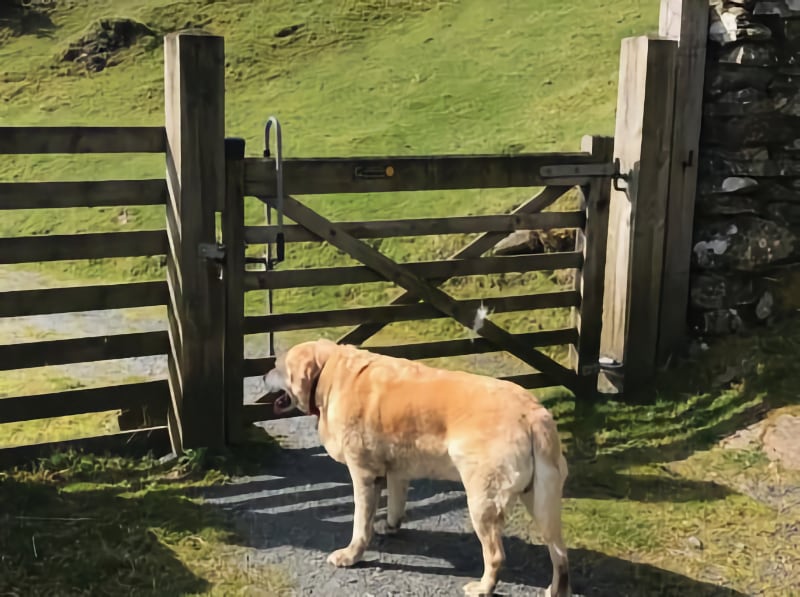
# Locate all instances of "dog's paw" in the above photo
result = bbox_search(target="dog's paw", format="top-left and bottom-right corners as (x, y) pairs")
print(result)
(462, 580), (494, 596)
(544, 586), (571, 597)
(327, 547), (362, 568)
(374, 519), (401, 535)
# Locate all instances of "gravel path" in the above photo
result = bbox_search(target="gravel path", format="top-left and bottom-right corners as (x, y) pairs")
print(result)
(201, 416), (558, 597)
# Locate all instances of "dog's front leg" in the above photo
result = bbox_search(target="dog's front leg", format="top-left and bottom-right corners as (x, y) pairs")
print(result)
(327, 466), (378, 567)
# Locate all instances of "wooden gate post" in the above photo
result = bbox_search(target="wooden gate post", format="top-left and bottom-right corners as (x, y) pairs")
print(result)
(600, 36), (678, 393)
(223, 137), (247, 445)
(656, 0), (709, 364)
(571, 135), (614, 399)
(164, 31), (226, 451)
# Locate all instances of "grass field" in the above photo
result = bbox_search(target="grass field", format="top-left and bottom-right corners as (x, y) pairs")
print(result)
(0, 0), (659, 445)
(3, 1), (800, 594)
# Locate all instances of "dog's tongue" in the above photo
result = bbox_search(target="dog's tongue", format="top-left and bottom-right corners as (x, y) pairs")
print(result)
(274, 394), (292, 414)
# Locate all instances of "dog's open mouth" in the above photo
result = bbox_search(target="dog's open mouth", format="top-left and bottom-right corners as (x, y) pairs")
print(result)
(273, 392), (294, 415)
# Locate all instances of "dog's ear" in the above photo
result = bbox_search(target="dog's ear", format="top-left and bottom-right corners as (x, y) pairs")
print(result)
(284, 340), (336, 412)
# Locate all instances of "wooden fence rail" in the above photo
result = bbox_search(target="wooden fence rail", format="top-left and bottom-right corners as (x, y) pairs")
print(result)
(0, 122), (175, 467)
(244, 212), (585, 244)
(0, 179), (168, 210)
(0, 331), (169, 371)
(0, 282), (168, 318)
(243, 291), (581, 334)
(244, 253), (583, 290)
(0, 230), (168, 264)
(0, 381), (169, 425)
(0, 126), (166, 154)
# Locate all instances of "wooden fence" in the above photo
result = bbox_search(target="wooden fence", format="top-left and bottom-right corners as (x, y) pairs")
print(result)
(0, 0), (709, 463)
(0, 125), (173, 466)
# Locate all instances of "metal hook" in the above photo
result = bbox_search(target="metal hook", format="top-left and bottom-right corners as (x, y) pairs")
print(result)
(264, 116), (285, 267)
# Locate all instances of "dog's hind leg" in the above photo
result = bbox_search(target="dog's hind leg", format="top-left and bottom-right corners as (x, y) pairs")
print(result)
(461, 474), (512, 596)
(327, 465), (378, 568)
(520, 458), (571, 597)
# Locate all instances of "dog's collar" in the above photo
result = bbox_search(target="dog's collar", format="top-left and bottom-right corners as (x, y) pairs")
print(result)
(308, 372), (321, 417)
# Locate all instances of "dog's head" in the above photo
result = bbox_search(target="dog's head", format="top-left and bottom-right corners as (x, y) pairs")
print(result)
(264, 339), (337, 416)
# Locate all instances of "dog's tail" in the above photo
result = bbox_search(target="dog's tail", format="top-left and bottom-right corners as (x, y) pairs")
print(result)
(529, 409), (571, 597)
(531, 409), (568, 493)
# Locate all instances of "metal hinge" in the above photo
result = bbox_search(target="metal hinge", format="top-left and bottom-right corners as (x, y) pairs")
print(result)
(540, 163), (616, 179)
(539, 159), (629, 191)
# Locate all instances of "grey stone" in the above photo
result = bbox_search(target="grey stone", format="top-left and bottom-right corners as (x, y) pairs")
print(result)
(765, 201), (800, 222)
(61, 18), (157, 73)
(784, 18), (800, 45)
(722, 176), (760, 193)
(707, 88), (800, 117)
(755, 290), (774, 319)
(692, 216), (796, 271)
(690, 272), (761, 309)
(754, 0), (800, 16)
(702, 150), (800, 177)
(709, 3), (773, 45)
(705, 65), (775, 97)
(699, 175), (760, 195)
(717, 43), (778, 67)
(756, 181), (800, 202)
(769, 74), (800, 93)
(702, 114), (800, 146)
(696, 191), (760, 215)
(690, 308), (744, 335)
(701, 115), (800, 146)
(687, 536), (704, 550)
(704, 88), (774, 116)
(493, 229), (574, 256)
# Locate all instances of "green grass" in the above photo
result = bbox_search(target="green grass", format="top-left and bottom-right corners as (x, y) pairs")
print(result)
(507, 316), (800, 596)
(2, 317), (799, 595)
(0, 0), (656, 291)
(0, 441), (292, 596)
(5, 2), (800, 595)
(0, 0), (658, 438)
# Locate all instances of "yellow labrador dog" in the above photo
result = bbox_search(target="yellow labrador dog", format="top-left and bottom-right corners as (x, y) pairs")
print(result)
(265, 339), (571, 597)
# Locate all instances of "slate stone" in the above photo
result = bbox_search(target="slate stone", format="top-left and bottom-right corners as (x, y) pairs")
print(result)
(692, 216), (795, 271)
(690, 272), (762, 309)
(717, 42), (778, 67)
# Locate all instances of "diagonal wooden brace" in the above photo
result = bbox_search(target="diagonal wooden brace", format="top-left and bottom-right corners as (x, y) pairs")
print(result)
(338, 185), (571, 346)
(265, 193), (578, 392)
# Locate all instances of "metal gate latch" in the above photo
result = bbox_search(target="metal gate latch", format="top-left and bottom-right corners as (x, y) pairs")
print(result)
(199, 242), (226, 280)
(199, 242), (226, 263)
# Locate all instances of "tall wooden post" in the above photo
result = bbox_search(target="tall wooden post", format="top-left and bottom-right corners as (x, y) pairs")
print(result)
(656, 0), (709, 364)
(223, 137), (247, 445)
(600, 36), (678, 392)
(164, 31), (226, 451)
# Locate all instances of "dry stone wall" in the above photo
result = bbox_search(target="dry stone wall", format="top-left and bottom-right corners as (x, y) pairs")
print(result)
(692, 0), (800, 335)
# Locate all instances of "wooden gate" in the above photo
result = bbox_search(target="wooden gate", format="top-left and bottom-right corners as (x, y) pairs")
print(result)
(221, 134), (613, 442)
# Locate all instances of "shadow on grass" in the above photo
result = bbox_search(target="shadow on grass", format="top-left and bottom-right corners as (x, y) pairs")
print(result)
(555, 316), (800, 504)
(0, 3), (56, 39)
(0, 476), (212, 595)
(0, 440), (286, 596)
